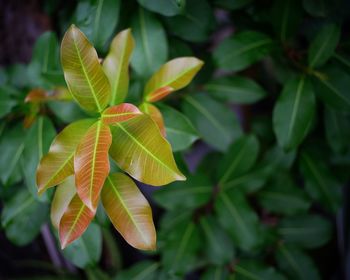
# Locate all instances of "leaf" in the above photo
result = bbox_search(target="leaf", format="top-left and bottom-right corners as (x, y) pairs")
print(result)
(214, 0), (252, 10)
(205, 76), (266, 104)
(1, 189), (48, 246)
(273, 76), (315, 150)
(144, 57), (203, 102)
(0, 88), (16, 118)
(25, 87), (71, 103)
(278, 214), (332, 248)
(215, 189), (262, 251)
(101, 103), (142, 125)
(101, 173), (156, 250)
(75, 121), (112, 211)
(59, 194), (95, 249)
(103, 29), (134, 105)
(131, 8), (168, 78)
(139, 103), (166, 136)
(308, 23), (340, 68)
(218, 134), (260, 186)
(201, 266), (229, 280)
(109, 114), (185, 186)
(213, 31), (274, 71)
(21, 117), (56, 201)
(303, 0), (333, 17)
(300, 151), (342, 212)
(51, 176), (76, 229)
(48, 100), (88, 123)
(74, 0), (121, 51)
(235, 261), (287, 280)
(137, 0), (185, 16)
(182, 94), (242, 151)
(61, 25), (111, 112)
(62, 222), (102, 268)
(37, 119), (95, 195)
(276, 245), (320, 280)
(115, 261), (159, 280)
(158, 104), (198, 152)
(153, 173), (212, 210)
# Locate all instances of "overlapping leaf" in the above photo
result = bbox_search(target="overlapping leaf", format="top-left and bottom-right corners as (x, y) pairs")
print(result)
(101, 103), (142, 125)
(139, 103), (166, 136)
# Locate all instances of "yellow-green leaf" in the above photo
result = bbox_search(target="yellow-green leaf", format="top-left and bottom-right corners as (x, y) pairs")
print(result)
(139, 103), (166, 136)
(102, 173), (156, 250)
(109, 114), (185, 186)
(103, 29), (135, 105)
(75, 121), (112, 211)
(36, 119), (95, 195)
(61, 25), (111, 112)
(144, 57), (204, 102)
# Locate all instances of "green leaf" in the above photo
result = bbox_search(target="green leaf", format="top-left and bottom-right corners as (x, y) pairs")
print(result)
(131, 8), (168, 78)
(109, 114), (185, 186)
(144, 57), (203, 102)
(1, 188), (48, 246)
(218, 134), (259, 185)
(164, 0), (214, 42)
(74, 0), (121, 50)
(270, 0), (302, 41)
(48, 100), (88, 123)
(273, 76), (315, 150)
(235, 261), (287, 280)
(137, 0), (185, 16)
(153, 173), (212, 210)
(205, 76), (267, 104)
(103, 29), (135, 105)
(115, 261), (159, 280)
(278, 214), (332, 248)
(201, 266), (229, 280)
(21, 117), (56, 201)
(276, 245), (320, 280)
(215, 189), (262, 251)
(303, 0), (333, 17)
(213, 31), (274, 71)
(300, 151), (342, 212)
(308, 23), (340, 68)
(182, 94), (242, 151)
(0, 88), (16, 118)
(62, 222), (102, 268)
(102, 173), (156, 250)
(214, 0), (252, 10)
(158, 104), (198, 151)
(61, 25), (111, 112)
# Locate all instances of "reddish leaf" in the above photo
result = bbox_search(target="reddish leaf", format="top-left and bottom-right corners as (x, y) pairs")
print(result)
(146, 86), (174, 103)
(101, 103), (142, 125)
(25, 87), (71, 103)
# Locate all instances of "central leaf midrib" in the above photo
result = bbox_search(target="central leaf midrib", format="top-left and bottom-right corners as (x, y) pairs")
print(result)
(89, 122), (101, 207)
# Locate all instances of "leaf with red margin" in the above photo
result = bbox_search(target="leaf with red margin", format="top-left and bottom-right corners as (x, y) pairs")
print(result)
(102, 173), (156, 250)
(37, 119), (95, 195)
(101, 103), (142, 125)
(139, 103), (166, 136)
(74, 121), (112, 211)
(59, 194), (95, 249)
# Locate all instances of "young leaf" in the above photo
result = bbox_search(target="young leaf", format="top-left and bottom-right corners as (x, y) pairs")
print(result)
(213, 31), (274, 71)
(59, 194), (95, 249)
(144, 57), (204, 102)
(61, 25), (111, 112)
(273, 76), (315, 150)
(75, 121), (112, 211)
(308, 23), (340, 68)
(103, 29), (135, 105)
(37, 119), (95, 195)
(101, 173), (156, 250)
(139, 103), (166, 136)
(205, 76), (267, 104)
(101, 103), (142, 125)
(51, 176), (76, 229)
(109, 114), (185, 186)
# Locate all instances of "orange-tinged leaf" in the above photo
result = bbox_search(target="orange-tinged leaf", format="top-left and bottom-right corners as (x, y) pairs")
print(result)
(139, 103), (166, 136)
(102, 173), (156, 250)
(51, 176), (76, 229)
(101, 103), (142, 125)
(144, 57), (204, 102)
(74, 121), (112, 211)
(59, 194), (95, 249)
(37, 119), (95, 195)
(109, 114), (185, 186)
(103, 29), (135, 105)
(61, 25), (111, 112)
(25, 87), (72, 103)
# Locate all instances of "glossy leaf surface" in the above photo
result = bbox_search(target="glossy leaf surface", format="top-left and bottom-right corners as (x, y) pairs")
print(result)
(109, 115), (185, 186)
(75, 121), (112, 211)
(37, 119), (94, 194)
(102, 173), (156, 250)
(61, 25), (111, 112)
(101, 103), (142, 125)
(103, 29), (134, 105)
(139, 103), (166, 136)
